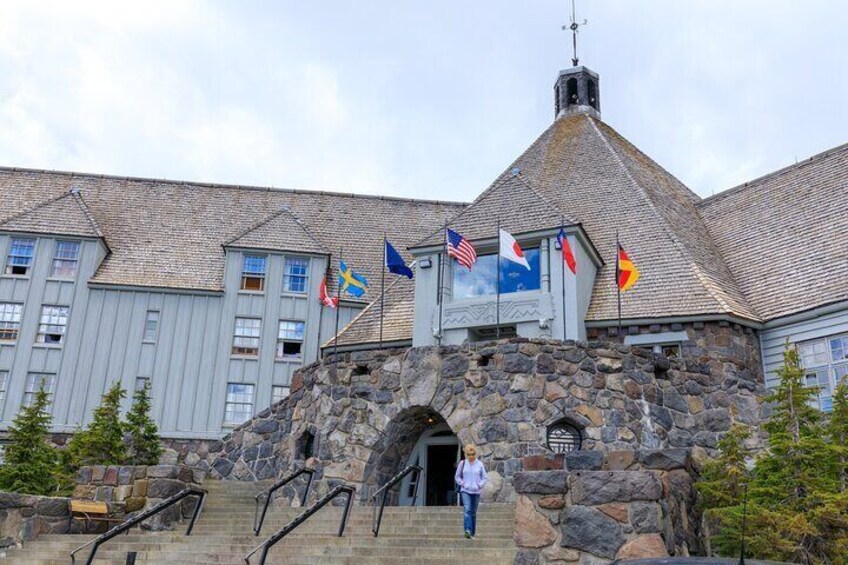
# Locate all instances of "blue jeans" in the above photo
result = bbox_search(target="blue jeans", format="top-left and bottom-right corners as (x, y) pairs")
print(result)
(461, 491), (480, 536)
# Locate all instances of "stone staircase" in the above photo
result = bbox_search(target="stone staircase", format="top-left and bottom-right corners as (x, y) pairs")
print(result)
(1, 480), (517, 564)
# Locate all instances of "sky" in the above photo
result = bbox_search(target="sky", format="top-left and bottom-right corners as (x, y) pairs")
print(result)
(0, 1), (845, 202)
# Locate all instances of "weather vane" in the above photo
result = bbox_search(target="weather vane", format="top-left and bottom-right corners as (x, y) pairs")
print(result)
(562, 0), (587, 67)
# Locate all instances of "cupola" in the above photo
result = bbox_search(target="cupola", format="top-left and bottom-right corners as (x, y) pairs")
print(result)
(554, 66), (600, 119)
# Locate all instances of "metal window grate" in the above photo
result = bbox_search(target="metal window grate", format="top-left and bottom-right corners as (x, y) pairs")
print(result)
(547, 422), (581, 453)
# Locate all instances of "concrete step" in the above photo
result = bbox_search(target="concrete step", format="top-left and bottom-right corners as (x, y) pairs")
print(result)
(2, 479), (518, 565)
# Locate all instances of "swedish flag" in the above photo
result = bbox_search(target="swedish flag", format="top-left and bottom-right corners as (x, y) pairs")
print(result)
(338, 260), (368, 298)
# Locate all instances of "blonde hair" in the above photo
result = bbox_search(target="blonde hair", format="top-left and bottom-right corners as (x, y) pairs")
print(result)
(463, 444), (477, 456)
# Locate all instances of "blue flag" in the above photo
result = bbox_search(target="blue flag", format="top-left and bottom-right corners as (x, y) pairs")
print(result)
(385, 240), (413, 279)
(338, 260), (369, 297)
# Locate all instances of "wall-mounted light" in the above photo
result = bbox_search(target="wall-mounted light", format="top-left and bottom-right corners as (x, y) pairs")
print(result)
(419, 258), (433, 269)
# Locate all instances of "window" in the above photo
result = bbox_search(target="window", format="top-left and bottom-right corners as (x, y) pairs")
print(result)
(272, 385), (289, 404)
(22, 373), (55, 408)
(0, 443), (6, 464)
(452, 248), (541, 300)
(0, 303), (23, 342)
(276, 320), (305, 360)
(5, 238), (36, 276)
(232, 317), (261, 356)
(799, 334), (848, 412)
(547, 421), (582, 453)
(143, 311), (160, 343)
(36, 305), (69, 345)
(50, 241), (80, 278)
(283, 258), (309, 293)
(224, 383), (254, 425)
(134, 376), (150, 392)
(240, 255), (266, 292)
(0, 370), (7, 403)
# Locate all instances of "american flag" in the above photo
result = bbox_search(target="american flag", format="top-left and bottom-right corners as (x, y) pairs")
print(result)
(446, 228), (477, 269)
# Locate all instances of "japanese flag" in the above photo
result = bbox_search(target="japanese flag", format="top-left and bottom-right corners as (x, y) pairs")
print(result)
(499, 229), (530, 270)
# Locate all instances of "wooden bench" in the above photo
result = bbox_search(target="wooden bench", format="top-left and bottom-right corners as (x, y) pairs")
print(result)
(70, 500), (124, 532)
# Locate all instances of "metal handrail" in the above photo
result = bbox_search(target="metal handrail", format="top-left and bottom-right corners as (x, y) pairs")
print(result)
(253, 468), (316, 535)
(70, 486), (207, 565)
(244, 484), (356, 565)
(370, 464), (422, 537)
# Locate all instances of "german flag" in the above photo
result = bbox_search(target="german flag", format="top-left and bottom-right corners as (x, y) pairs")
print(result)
(616, 245), (640, 291)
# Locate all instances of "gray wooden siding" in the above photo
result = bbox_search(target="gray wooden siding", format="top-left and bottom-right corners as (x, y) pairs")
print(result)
(0, 235), (363, 438)
(761, 307), (848, 388)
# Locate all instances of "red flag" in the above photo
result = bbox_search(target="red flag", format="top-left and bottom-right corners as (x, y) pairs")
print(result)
(318, 276), (339, 308)
(557, 228), (577, 274)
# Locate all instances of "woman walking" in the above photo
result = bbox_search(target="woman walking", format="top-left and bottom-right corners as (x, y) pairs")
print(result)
(454, 443), (487, 539)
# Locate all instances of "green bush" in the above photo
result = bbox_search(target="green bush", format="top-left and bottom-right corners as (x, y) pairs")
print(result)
(63, 382), (127, 468)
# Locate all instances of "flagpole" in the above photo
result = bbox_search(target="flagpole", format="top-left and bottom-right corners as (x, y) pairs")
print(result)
(334, 248), (343, 357)
(616, 232), (622, 339)
(437, 221), (447, 346)
(380, 233), (386, 350)
(496, 217), (501, 340)
(316, 269), (324, 363)
(560, 218), (567, 342)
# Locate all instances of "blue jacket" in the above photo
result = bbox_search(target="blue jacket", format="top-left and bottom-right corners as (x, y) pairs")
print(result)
(454, 459), (488, 495)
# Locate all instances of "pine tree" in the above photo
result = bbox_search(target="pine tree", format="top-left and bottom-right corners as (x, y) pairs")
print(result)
(696, 345), (848, 564)
(0, 385), (60, 495)
(753, 346), (837, 506)
(124, 380), (162, 465)
(64, 381), (127, 468)
(697, 423), (751, 509)
(829, 381), (848, 494)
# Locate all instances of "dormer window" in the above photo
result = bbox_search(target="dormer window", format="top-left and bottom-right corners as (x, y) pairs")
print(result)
(5, 238), (35, 276)
(240, 255), (266, 292)
(51, 241), (80, 279)
(452, 248), (541, 299)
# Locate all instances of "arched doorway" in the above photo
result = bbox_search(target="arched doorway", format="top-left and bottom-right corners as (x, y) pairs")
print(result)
(362, 407), (460, 506)
(398, 423), (461, 506)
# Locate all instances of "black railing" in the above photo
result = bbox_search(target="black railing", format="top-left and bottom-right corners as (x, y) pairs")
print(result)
(70, 486), (207, 565)
(370, 464), (422, 537)
(253, 468), (316, 535)
(244, 484), (356, 565)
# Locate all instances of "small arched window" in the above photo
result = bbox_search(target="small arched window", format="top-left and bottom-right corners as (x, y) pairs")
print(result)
(566, 78), (578, 105)
(555, 84), (561, 115)
(587, 80), (598, 109)
(547, 422), (582, 453)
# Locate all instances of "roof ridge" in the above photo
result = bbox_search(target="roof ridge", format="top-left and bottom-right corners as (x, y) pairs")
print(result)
(512, 171), (577, 225)
(0, 191), (70, 227)
(0, 165), (469, 208)
(69, 190), (106, 238)
(588, 116), (753, 319)
(224, 205), (329, 253)
(699, 141), (848, 205)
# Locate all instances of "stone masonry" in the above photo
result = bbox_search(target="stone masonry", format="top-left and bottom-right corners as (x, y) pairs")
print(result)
(205, 332), (764, 508)
(513, 449), (699, 564)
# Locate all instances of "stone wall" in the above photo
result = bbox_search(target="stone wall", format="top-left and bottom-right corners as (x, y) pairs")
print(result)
(205, 336), (764, 505)
(73, 464), (205, 530)
(0, 492), (73, 549)
(589, 321), (762, 383)
(513, 449), (699, 564)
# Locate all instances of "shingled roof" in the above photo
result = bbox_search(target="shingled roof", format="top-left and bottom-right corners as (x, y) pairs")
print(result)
(0, 188), (104, 240)
(225, 206), (328, 256)
(327, 273), (415, 349)
(418, 113), (757, 323)
(0, 168), (465, 296)
(698, 143), (848, 321)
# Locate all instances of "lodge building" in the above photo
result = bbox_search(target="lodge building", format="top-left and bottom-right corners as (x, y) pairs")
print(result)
(0, 61), (846, 448)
